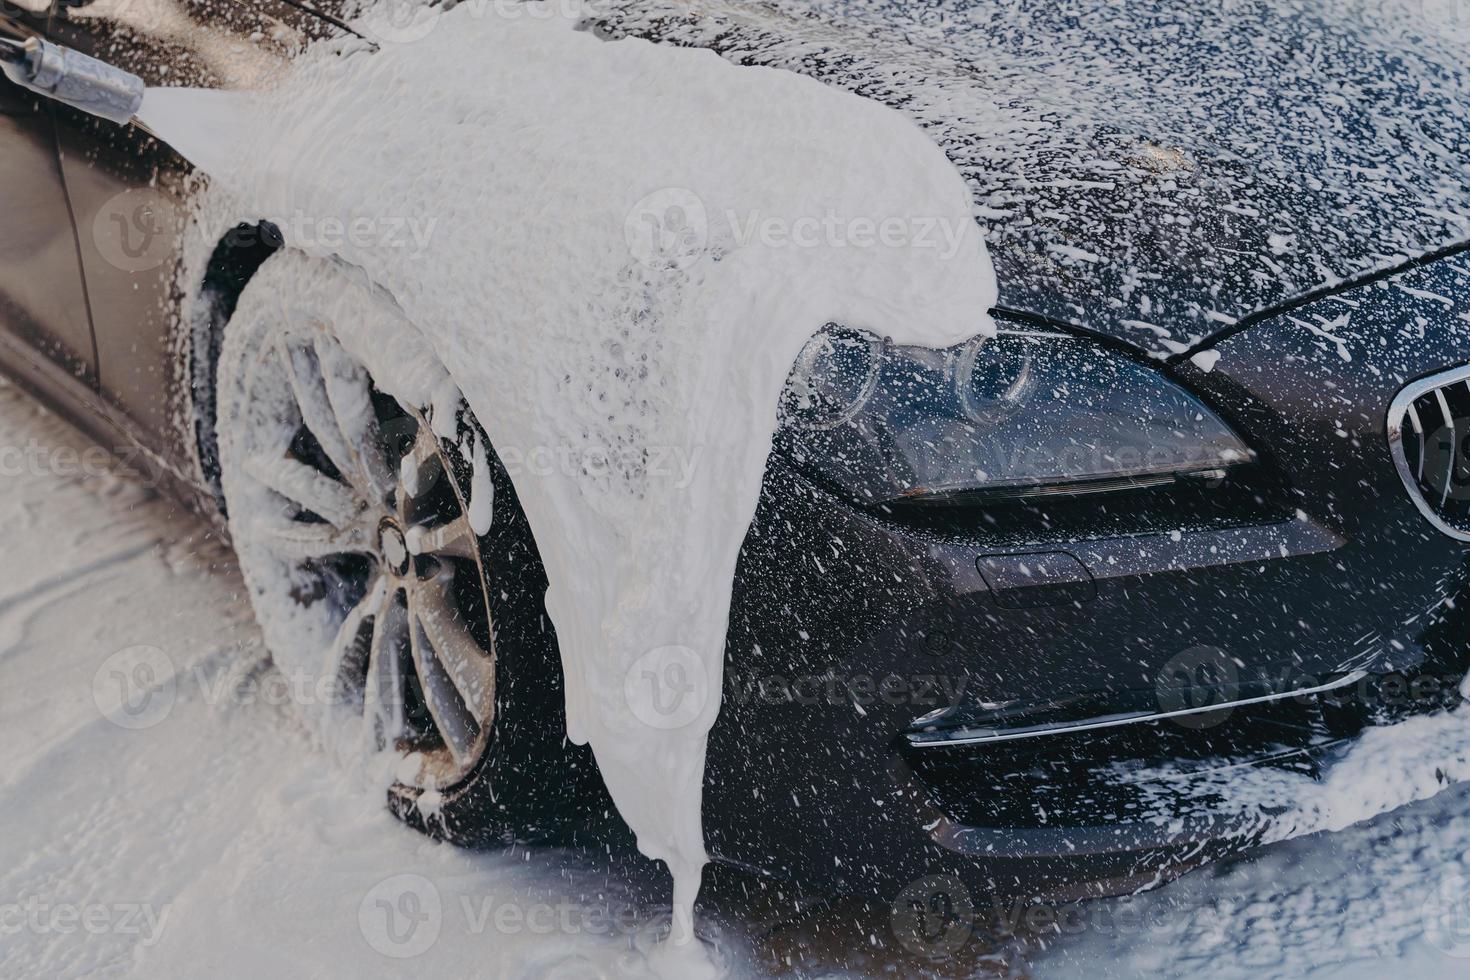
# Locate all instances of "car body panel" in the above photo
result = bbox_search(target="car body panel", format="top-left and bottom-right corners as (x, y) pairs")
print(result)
(705, 252), (1470, 898)
(0, 3), (97, 385)
(589, 0), (1470, 357)
(42, 0), (317, 463)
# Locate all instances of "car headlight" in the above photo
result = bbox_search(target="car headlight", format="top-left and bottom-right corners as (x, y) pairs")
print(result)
(775, 324), (1252, 506)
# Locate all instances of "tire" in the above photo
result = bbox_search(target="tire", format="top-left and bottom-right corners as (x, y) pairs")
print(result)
(215, 250), (597, 842)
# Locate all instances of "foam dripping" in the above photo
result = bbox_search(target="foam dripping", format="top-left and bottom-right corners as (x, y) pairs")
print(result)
(141, 4), (997, 972)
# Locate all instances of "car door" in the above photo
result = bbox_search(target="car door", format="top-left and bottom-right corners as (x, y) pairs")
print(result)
(44, 0), (332, 457)
(0, 3), (96, 388)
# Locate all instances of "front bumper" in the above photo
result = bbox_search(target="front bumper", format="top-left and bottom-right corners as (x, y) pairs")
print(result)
(705, 252), (1470, 901)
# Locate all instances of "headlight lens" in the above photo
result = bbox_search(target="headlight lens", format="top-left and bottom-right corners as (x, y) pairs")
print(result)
(782, 325), (884, 430)
(775, 325), (1251, 505)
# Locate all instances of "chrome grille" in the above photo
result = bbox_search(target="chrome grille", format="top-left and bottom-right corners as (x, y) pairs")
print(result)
(1388, 365), (1470, 541)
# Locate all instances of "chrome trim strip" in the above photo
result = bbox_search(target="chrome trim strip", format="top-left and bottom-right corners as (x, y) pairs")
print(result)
(1406, 402), (1424, 482)
(1387, 363), (1470, 542)
(905, 669), (1369, 748)
(1434, 386), (1455, 508)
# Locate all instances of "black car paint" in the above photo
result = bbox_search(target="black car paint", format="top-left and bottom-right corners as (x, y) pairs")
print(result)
(709, 252), (1470, 899)
(2, 0), (1469, 904)
(593, 0), (1470, 358)
(0, 5), (94, 385)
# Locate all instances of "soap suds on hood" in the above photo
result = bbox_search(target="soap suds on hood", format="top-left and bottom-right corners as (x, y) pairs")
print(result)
(588, 0), (1470, 354)
(143, 2), (996, 968)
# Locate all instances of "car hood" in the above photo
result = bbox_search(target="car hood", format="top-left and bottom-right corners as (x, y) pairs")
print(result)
(589, 0), (1470, 357)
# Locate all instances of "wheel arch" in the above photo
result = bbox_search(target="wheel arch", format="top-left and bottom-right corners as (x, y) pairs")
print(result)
(185, 220), (283, 516)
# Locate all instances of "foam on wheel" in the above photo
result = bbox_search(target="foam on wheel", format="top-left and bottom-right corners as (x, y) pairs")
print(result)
(215, 250), (596, 838)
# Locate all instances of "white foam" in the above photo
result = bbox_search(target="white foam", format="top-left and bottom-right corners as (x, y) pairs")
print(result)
(144, 3), (996, 967)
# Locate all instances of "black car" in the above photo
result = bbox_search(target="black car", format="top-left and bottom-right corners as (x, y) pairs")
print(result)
(4, 0), (1470, 912)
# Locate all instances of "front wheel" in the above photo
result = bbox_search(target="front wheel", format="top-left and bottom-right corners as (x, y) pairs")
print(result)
(214, 250), (594, 839)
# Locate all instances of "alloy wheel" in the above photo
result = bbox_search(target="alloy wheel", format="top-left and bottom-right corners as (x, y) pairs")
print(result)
(235, 317), (498, 787)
